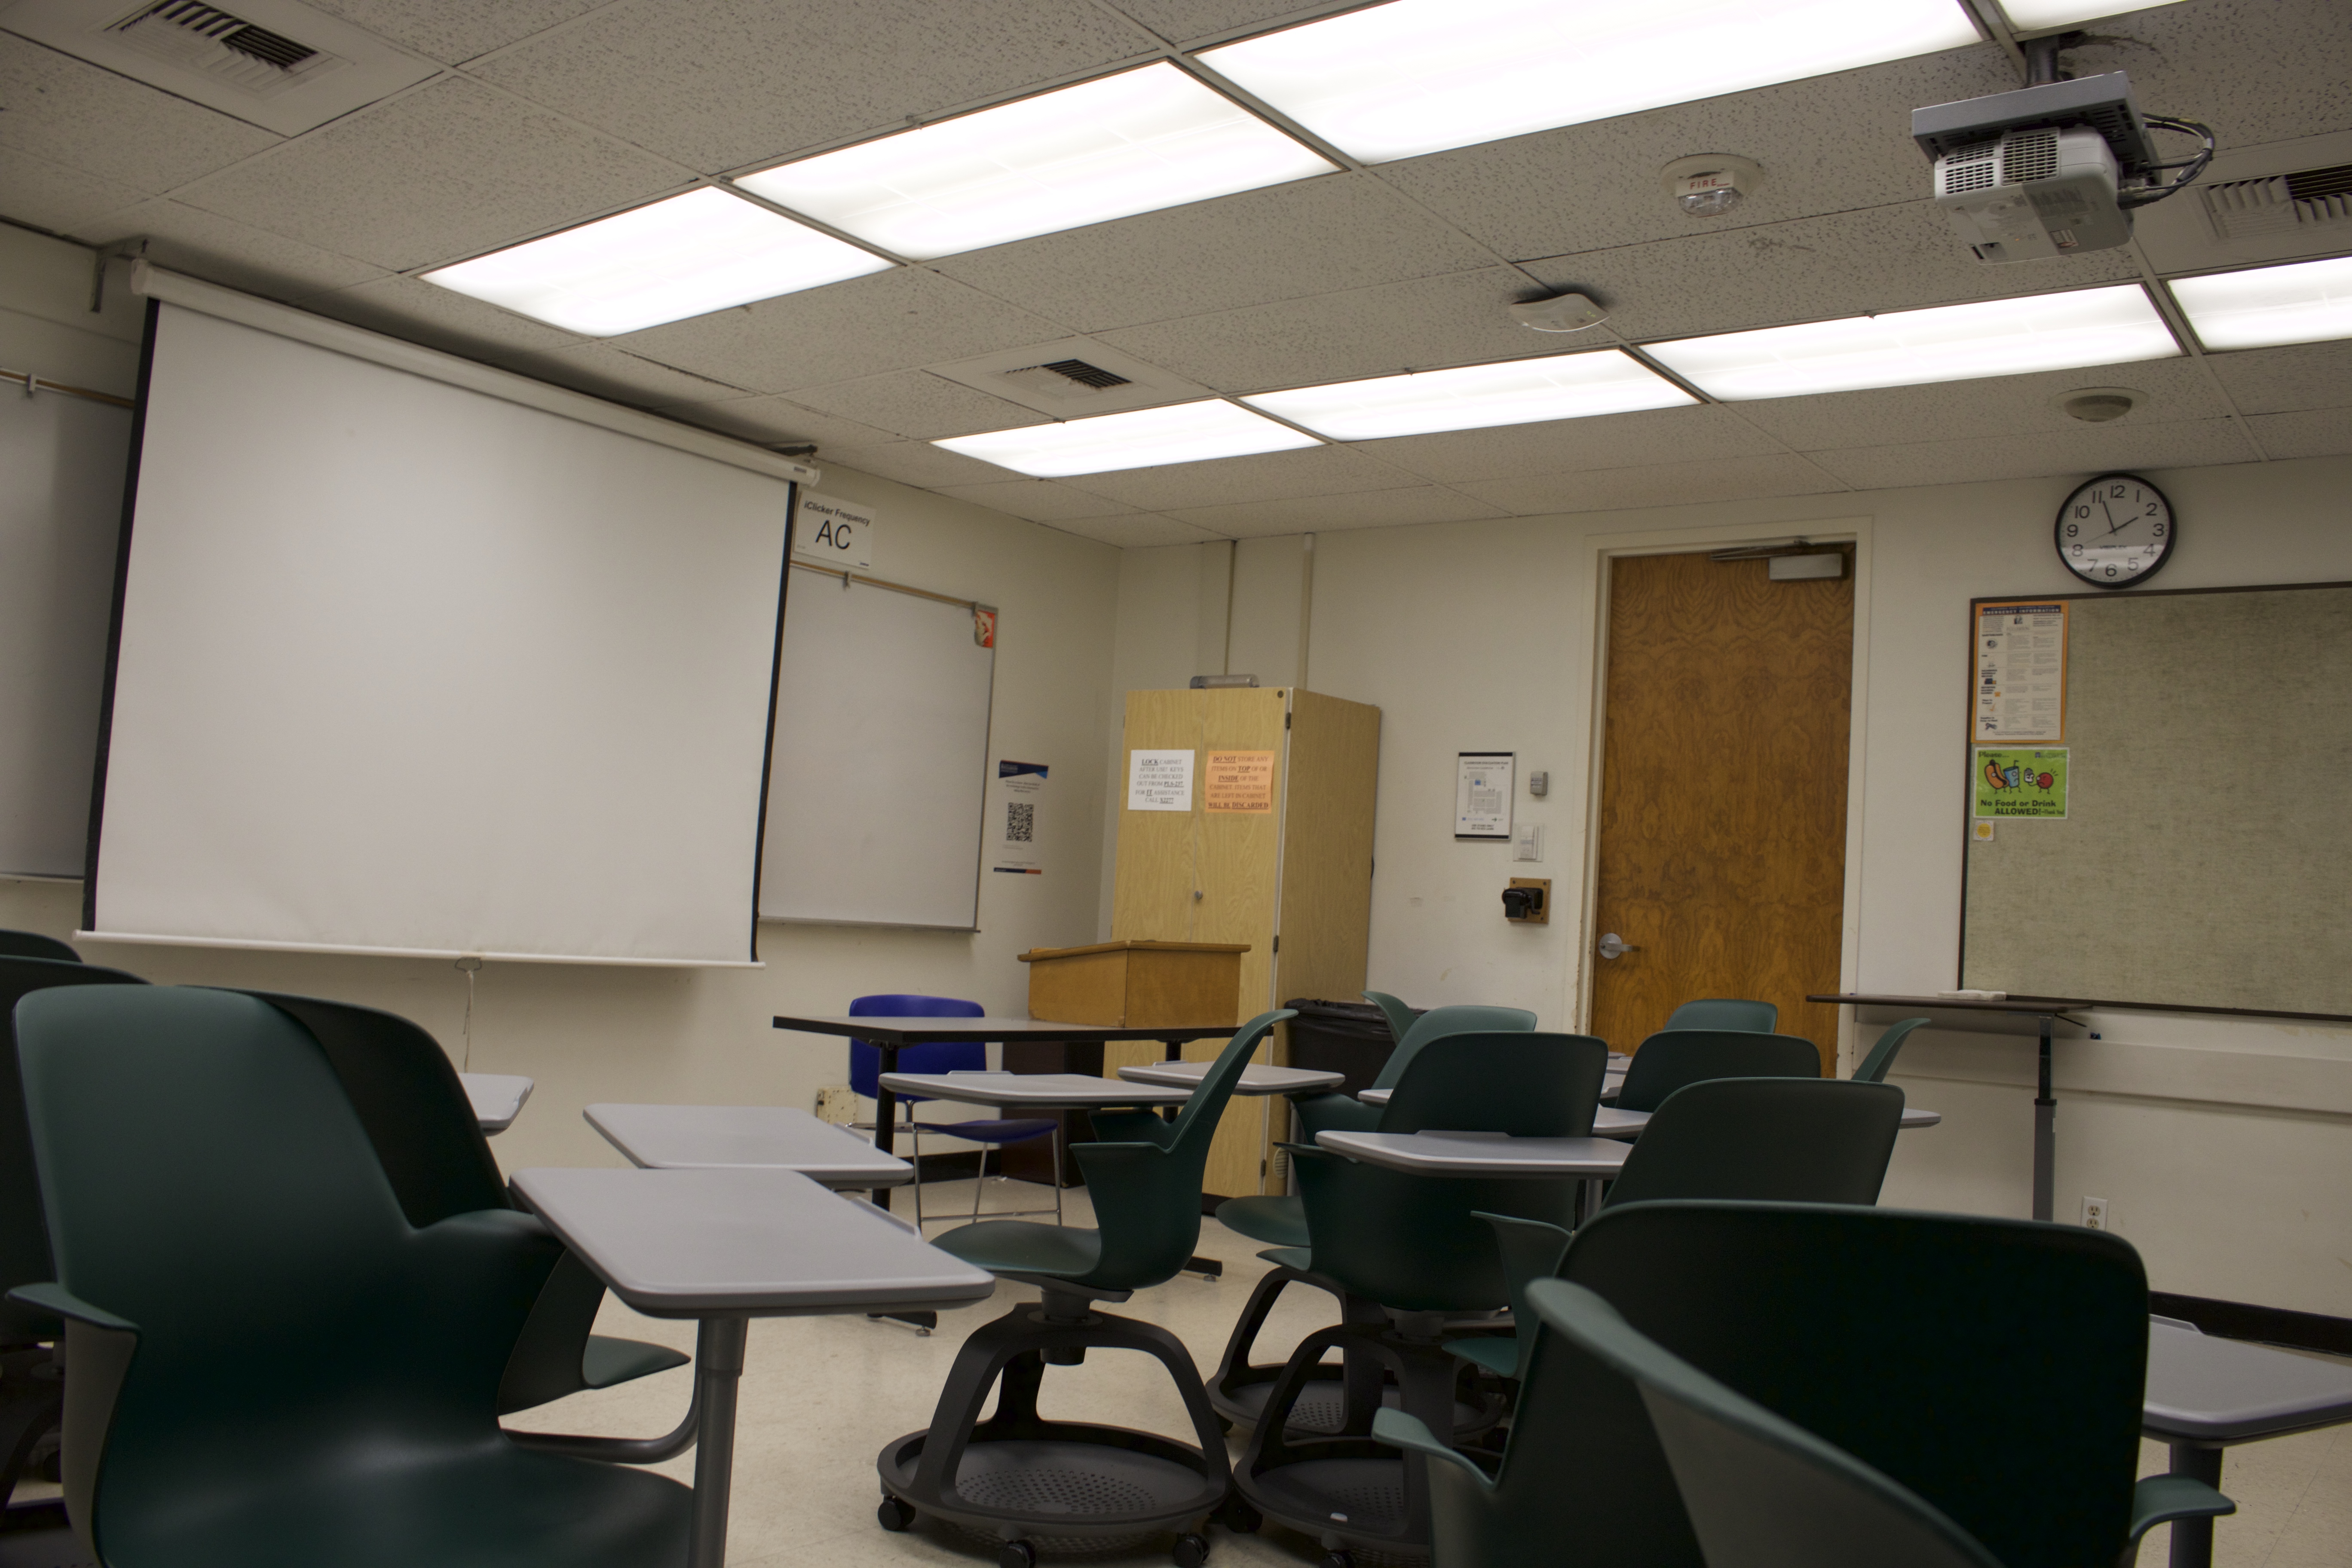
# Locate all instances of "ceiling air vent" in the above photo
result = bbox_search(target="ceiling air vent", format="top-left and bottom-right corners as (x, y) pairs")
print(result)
(2201, 164), (2352, 242)
(0, 0), (438, 135)
(930, 337), (1210, 419)
(998, 359), (1134, 400)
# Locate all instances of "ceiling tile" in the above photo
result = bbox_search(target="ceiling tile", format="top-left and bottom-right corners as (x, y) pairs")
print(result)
(498, 343), (756, 407)
(1096, 267), (1597, 393)
(654, 395), (902, 451)
(176, 78), (686, 272)
(932, 173), (1495, 334)
(785, 369), (1047, 440)
(1372, 46), (2016, 262)
(2243, 408), (2352, 463)
(1458, 452), (1845, 515)
(72, 199), (387, 299)
(2061, 0), (2352, 153)
(0, 147), (148, 234)
(612, 267), (1064, 393)
(1356, 404), (1781, 484)
(1045, 514), (1225, 546)
(1804, 417), (2260, 490)
(1734, 358), (2233, 450)
(1522, 202), (2147, 343)
(1167, 485), (1508, 536)
(1098, 0), (1359, 45)
(300, 273), (588, 355)
(471, 0), (1153, 172)
(1057, 442), (1414, 509)
(0, 33), (284, 193)
(2202, 341), (2352, 416)
(930, 480), (1140, 522)
(820, 441), (1027, 488)
(302, 0), (615, 64)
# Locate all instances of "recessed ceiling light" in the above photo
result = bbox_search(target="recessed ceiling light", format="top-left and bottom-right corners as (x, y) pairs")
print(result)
(1243, 350), (1693, 440)
(1197, 0), (1981, 164)
(421, 187), (891, 337)
(2168, 257), (2352, 351)
(734, 62), (1338, 261)
(1997, 1), (2170, 28)
(933, 400), (1320, 477)
(1645, 286), (2181, 400)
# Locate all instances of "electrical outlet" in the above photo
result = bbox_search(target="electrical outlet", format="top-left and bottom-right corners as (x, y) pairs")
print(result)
(2081, 1196), (2109, 1231)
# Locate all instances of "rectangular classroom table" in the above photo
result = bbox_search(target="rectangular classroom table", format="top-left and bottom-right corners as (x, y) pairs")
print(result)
(771, 1015), (1240, 1211)
(459, 1072), (533, 1135)
(511, 1166), (994, 1568)
(585, 1102), (914, 1188)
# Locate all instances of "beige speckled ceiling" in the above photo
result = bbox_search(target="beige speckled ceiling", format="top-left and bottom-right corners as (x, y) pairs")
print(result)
(74, 200), (389, 299)
(1804, 416), (2259, 491)
(2200, 342), (2352, 416)
(1730, 359), (2233, 451)
(303, 0), (614, 66)
(1457, 453), (1845, 517)
(0, 32), (282, 193)
(1355, 405), (1781, 486)
(781, 370), (1047, 442)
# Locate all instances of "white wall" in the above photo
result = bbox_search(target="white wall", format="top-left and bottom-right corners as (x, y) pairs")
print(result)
(0, 227), (144, 397)
(1106, 453), (2352, 1316)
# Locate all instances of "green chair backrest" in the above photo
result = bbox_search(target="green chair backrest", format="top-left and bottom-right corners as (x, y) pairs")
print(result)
(1361, 990), (1419, 1049)
(1075, 1009), (1291, 1289)
(1526, 1277), (2003, 1568)
(0, 931), (81, 963)
(1603, 1078), (1902, 1210)
(1554, 1202), (2150, 1568)
(1661, 998), (1776, 1033)
(1615, 1029), (1819, 1112)
(1369, 1003), (1538, 1092)
(12, 986), (559, 1563)
(1853, 1017), (1930, 1083)
(0, 958), (147, 1344)
(1287, 1032), (1604, 1313)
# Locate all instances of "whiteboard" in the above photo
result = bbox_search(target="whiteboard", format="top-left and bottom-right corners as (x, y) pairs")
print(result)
(759, 567), (994, 928)
(0, 389), (129, 877)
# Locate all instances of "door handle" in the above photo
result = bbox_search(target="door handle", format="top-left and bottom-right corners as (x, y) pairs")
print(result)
(1597, 933), (1639, 960)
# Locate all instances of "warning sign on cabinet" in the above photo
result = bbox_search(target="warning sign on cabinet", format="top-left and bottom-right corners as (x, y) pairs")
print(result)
(1204, 751), (1276, 813)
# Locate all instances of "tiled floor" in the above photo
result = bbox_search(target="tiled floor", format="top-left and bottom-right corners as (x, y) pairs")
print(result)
(496, 1177), (2352, 1568)
(9, 1176), (2346, 1565)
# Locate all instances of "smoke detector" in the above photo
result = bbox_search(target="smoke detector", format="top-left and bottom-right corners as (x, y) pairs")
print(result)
(1508, 292), (1608, 333)
(2057, 386), (2139, 423)
(1661, 154), (1765, 217)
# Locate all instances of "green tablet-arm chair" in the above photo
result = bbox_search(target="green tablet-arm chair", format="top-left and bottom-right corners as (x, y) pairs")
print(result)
(1660, 998), (1776, 1033)
(1448, 1077), (1905, 1382)
(875, 1010), (1291, 1568)
(1612, 1028), (1820, 1111)
(1360, 990), (1420, 1052)
(0, 930), (81, 962)
(7, 984), (692, 1568)
(230, 991), (689, 1448)
(1375, 1202), (2234, 1568)
(1853, 1017), (1931, 1082)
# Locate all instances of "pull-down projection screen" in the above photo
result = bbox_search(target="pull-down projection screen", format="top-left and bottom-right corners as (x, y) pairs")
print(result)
(85, 277), (805, 965)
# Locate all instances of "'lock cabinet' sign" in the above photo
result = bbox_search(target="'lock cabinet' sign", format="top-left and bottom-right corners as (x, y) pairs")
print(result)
(792, 491), (873, 572)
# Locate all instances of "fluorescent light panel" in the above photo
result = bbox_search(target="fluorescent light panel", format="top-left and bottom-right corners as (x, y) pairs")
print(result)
(735, 63), (1338, 261)
(934, 400), (1318, 477)
(1998, 1), (2172, 29)
(421, 187), (891, 337)
(1244, 350), (1693, 440)
(1199, 0), (1981, 164)
(1646, 286), (2181, 401)
(2169, 257), (2352, 351)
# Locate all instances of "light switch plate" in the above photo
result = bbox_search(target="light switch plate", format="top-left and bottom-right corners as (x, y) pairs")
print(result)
(1511, 824), (1543, 862)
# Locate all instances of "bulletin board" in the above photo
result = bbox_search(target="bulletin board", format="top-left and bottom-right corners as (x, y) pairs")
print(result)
(1959, 581), (2352, 1020)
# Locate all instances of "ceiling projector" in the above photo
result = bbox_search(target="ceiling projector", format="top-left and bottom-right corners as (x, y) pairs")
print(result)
(1913, 63), (2213, 264)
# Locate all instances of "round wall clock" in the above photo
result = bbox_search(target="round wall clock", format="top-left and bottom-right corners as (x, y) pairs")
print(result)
(2055, 472), (2176, 588)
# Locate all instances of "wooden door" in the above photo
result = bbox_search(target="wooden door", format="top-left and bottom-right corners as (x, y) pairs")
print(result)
(1111, 688), (1289, 1197)
(1588, 551), (1854, 1069)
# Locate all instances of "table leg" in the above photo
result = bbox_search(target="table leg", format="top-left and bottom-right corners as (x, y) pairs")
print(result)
(872, 1041), (900, 1212)
(2168, 1443), (2223, 1568)
(687, 1316), (749, 1568)
(2033, 1016), (2055, 1223)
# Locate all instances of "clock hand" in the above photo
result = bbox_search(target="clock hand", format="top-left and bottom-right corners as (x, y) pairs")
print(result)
(2099, 495), (2123, 533)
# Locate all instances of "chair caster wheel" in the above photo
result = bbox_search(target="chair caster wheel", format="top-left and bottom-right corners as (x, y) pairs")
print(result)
(1322, 1552), (1354, 1568)
(999, 1540), (1038, 1568)
(1173, 1531), (1210, 1567)
(1215, 1496), (1260, 1533)
(876, 1497), (916, 1532)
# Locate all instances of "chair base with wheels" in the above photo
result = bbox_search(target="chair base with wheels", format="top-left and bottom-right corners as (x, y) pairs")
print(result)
(1208, 1249), (1391, 1436)
(876, 1284), (1234, 1568)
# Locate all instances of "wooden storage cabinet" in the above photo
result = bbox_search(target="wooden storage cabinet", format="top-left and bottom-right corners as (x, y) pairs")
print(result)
(1109, 687), (1380, 1201)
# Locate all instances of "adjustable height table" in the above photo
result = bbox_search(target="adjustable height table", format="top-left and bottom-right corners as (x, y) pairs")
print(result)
(1811, 993), (2088, 1221)
(584, 1102), (913, 1189)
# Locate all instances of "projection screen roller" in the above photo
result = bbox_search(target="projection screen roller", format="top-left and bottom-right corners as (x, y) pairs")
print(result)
(86, 288), (799, 964)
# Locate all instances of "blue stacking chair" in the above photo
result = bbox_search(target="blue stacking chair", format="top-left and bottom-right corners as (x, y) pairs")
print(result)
(849, 994), (1062, 1227)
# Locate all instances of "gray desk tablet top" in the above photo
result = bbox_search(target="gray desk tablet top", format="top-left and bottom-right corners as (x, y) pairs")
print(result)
(1360, 1071), (1628, 1109)
(2144, 1321), (2352, 1443)
(1314, 1130), (1633, 1178)
(775, 1014), (1238, 1045)
(1116, 1061), (1345, 1096)
(1584, 1106), (1942, 1137)
(459, 1072), (533, 1134)
(584, 1103), (913, 1188)
(510, 1167), (994, 1319)
(878, 1070), (1192, 1109)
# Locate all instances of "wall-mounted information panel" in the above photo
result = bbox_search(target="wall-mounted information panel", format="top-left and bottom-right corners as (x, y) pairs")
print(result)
(1960, 581), (2352, 1020)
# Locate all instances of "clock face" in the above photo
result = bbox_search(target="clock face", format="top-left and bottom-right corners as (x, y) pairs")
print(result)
(2056, 473), (2176, 588)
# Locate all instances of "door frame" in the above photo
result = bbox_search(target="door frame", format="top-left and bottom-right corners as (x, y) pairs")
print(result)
(1565, 517), (1876, 1070)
